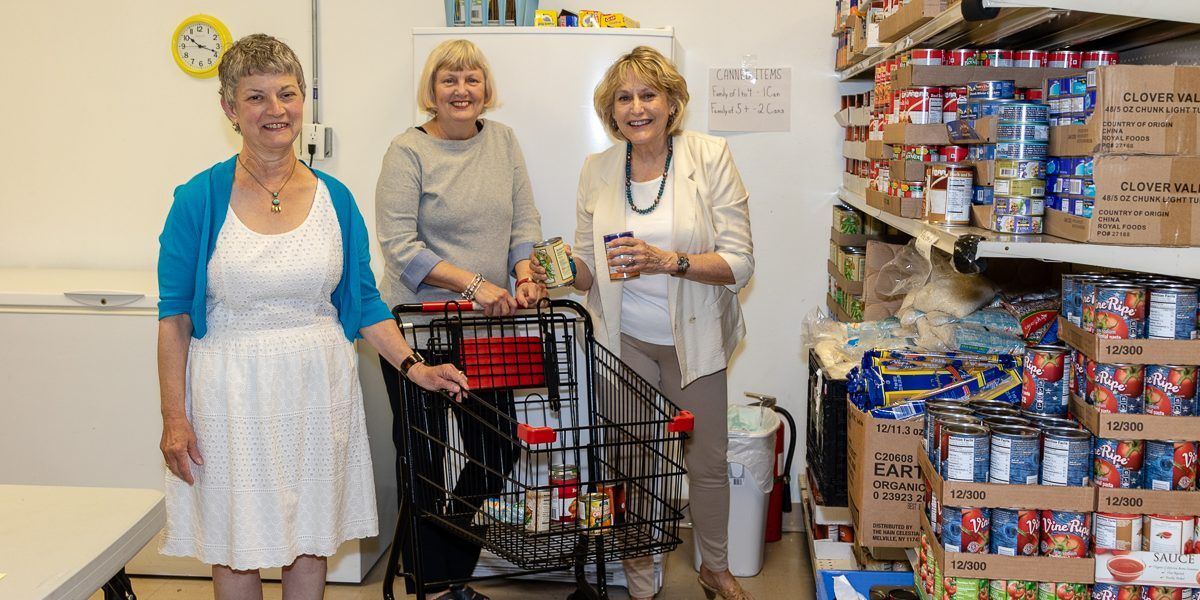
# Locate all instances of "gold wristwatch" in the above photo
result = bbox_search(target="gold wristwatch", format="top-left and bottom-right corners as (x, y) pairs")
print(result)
(399, 351), (426, 379)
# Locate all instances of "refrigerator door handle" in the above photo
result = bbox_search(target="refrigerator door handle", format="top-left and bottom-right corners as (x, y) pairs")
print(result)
(63, 290), (146, 307)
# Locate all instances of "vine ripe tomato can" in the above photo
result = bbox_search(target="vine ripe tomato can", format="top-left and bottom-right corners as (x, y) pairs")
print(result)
(1038, 582), (1088, 600)
(991, 507), (1040, 556)
(1040, 509), (1091, 557)
(1143, 514), (1195, 553)
(1092, 283), (1147, 339)
(1022, 345), (1070, 415)
(942, 506), (991, 553)
(926, 403), (977, 462)
(1140, 587), (1195, 600)
(989, 424), (1042, 485)
(1093, 512), (1143, 553)
(1143, 439), (1197, 491)
(1081, 276), (1123, 333)
(935, 414), (984, 475)
(1091, 363), (1145, 414)
(1093, 438), (1144, 489)
(1143, 364), (1198, 416)
(1147, 284), (1198, 340)
(1090, 583), (1141, 600)
(1041, 427), (1091, 487)
(943, 423), (991, 483)
(991, 580), (1037, 600)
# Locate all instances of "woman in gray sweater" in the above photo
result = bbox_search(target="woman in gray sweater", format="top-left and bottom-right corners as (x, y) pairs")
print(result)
(374, 39), (544, 600)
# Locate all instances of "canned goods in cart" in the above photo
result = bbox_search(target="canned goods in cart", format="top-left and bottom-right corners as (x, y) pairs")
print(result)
(1144, 364), (1198, 416)
(942, 506), (991, 553)
(943, 422), (990, 483)
(1015, 50), (1048, 68)
(989, 424), (1042, 485)
(1094, 512), (1143, 553)
(1143, 514), (1195, 553)
(991, 580), (1037, 600)
(578, 492), (611, 534)
(996, 122), (1050, 142)
(1022, 345), (1069, 414)
(925, 164), (974, 225)
(1092, 283), (1147, 339)
(525, 489), (552, 532)
(991, 508), (1040, 556)
(995, 142), (1048, 160)
(1093, 438), (1144, 489)
(904, 86), (944, 124)
(596, 482), (626, 524)
(1143, 439), (1197, 491)
(1038, 582), (1088, 600)
(1092, 363), (1145, 414)
(993, 195), (1045, 215)
(533, 237), (575, 288)
(1041, 427), (1092, 487)
(1148, 284), (1199, 340)
(550, 464), (580, 523)
(1041, 509), (1091, 557)
(1091, 584), (1141, 600)
(968, 79), (1017, 100)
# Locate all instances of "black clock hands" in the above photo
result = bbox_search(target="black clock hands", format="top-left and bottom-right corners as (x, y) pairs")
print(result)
(184, 35), (219, 57)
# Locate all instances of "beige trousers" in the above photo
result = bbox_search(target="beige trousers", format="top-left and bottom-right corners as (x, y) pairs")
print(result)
(619, 334), (730, 599)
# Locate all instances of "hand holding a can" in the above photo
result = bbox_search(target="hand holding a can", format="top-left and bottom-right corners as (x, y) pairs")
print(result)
(528, 241), (577, 289)
(605, 235), (674, 276)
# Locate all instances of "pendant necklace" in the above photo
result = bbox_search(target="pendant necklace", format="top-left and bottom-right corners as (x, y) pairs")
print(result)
(238, 154), (297, 214)
(625, 136), (673, 215)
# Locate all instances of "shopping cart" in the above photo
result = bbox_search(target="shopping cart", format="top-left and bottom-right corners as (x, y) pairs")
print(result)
(383, 299), (694, 600)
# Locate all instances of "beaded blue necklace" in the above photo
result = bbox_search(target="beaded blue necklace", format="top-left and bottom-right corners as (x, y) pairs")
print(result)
(625, 136), (674, 215)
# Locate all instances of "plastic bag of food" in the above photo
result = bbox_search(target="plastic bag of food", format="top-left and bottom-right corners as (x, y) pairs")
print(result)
(876, 240), (934, 297)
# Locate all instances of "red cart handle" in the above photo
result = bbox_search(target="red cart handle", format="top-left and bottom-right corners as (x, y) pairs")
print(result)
(517, 423), (557, 445)
(668, 410), (695, 433)
(417, 300), (483, 312)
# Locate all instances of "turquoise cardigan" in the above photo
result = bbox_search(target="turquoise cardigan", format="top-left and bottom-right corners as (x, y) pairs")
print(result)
(157, 155), (393, 340)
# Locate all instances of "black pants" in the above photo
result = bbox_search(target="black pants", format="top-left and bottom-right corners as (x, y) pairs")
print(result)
(381, 356), (520, 593)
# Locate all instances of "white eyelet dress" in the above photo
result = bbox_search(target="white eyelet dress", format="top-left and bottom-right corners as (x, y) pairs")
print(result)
(160, 180), (379, 570)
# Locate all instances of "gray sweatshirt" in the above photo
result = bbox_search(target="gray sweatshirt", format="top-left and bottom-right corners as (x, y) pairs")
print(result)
(375, 119), (543, 309)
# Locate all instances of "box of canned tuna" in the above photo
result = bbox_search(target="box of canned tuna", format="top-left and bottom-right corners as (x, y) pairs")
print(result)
(1046, 65), (1200, 157)
(1042, 155), (1200, 246)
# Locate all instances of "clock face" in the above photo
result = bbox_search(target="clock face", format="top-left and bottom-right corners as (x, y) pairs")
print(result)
(172, 15), (230, 78)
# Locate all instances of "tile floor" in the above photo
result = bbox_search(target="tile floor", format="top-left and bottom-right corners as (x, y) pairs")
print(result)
(95, 529), (815, 599)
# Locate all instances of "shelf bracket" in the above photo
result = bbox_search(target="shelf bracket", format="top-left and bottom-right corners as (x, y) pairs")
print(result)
(952, 234), (986, 274)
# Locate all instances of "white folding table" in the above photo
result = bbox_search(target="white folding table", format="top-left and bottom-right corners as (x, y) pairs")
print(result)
(0, 485), (165, 599)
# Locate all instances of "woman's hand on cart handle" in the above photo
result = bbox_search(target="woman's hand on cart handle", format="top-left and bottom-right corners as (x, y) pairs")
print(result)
(473, 281), (518, 317)
(160, 416), (203, 485)
(407, 362), (470, 399)
(515, 275), (547, 308)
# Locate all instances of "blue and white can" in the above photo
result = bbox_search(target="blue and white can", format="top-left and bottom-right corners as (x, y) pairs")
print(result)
(989, 424), (1041, 485)
(991, 507), (1040, 556)
(944, 422), (991, 483)
(1041, 426), (1091, 487)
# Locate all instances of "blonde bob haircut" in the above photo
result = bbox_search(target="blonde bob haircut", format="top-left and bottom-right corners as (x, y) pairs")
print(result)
(417, 39), (497, 116)
(593, 46), (689, 142)
(218, 34), (306, 133)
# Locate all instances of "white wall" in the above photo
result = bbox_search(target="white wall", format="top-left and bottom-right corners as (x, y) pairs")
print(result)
(1, 1), (842, 501)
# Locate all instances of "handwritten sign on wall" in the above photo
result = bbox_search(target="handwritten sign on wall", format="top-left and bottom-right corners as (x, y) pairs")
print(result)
(708, 67), (791, 132)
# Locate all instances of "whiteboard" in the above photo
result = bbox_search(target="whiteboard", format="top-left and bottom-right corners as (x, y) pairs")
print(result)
(412, 27), (676, 252)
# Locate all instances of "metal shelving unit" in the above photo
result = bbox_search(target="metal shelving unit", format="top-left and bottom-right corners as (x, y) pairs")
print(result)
(837, 2), (1200, 80)
(836, 187), (1200, 279)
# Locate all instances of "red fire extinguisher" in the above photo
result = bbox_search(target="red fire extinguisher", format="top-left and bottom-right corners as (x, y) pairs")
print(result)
(746, 393), (796, 543)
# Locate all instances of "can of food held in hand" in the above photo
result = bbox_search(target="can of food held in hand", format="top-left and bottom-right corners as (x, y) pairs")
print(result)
(534, 237), (575, 288)
(603, 231), (638, 281)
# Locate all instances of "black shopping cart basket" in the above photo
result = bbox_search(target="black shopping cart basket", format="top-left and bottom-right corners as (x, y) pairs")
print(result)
(383, 299), (694, 600)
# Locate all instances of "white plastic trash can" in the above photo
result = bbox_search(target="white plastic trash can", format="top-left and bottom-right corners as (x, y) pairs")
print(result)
(693, 405), (780, 577)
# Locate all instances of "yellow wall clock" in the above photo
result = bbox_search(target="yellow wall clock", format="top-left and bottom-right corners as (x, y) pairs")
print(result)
(171, 14), (232, 78)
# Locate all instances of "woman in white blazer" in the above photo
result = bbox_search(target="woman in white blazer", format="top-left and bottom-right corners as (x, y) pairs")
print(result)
(532, 46), (754, 600)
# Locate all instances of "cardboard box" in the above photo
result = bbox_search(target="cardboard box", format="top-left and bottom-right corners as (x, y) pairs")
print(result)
(1058, 317), (1200, 364)
(867, 140), (894, 160)
(836, 105), (872, 128)
(844, 172), (869, 196)
(866, 188), (924, 218)
(829, 260), (865, 296)
(844, 140), (869, 161)
(849, 13), (885, 59)
(803, 492), (860, 571)
(828, 292), (861, 323)
(878, 0), (945, 44)
(917, 452), (1094, 512)
(889, 159), (928, 183)
(1069, 395), (1200, 442)
(883, 122), (951, 145)
(1041, 155), (1200, 246)
(1048, 65), (1200, 156)
(1095, 487), (1200, 517)
(893, 65), (1084, 90)
(1094, 552), (1200, 587)
(921, 511), (1096, 583)
(846, 399), (924, 548)
(831, 226), (879, 248)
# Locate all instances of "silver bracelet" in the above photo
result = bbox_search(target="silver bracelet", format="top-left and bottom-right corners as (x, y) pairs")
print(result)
(461, 273), (484, 301)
